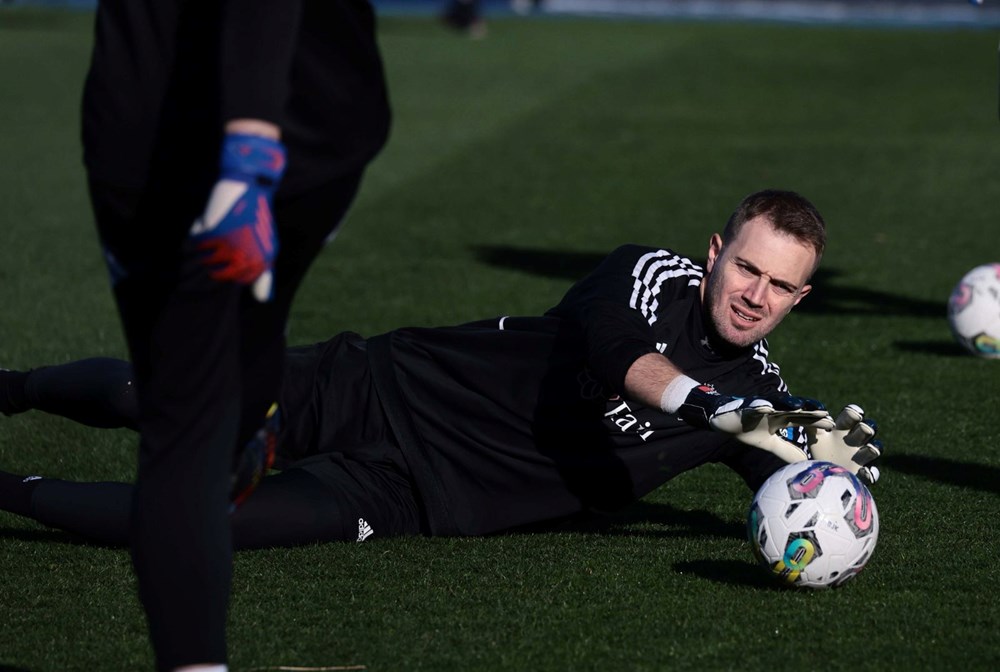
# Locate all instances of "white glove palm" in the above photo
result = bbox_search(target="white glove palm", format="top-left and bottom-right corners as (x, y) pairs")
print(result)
(806, 404), (883, 485)
(715, 397), (835, 464)
(677, 387), (843, 465)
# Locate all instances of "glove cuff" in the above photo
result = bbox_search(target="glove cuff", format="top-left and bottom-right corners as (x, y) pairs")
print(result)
(219, 133), (287, 186)
(659, 374), (700, 414)
(677, 383), (732, 429)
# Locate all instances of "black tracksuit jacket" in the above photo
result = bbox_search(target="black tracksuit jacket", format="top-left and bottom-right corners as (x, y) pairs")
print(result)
(366, 245), (790, 536)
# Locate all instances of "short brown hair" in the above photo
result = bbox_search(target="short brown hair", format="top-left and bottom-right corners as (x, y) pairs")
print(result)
(724, 189), (826, 261)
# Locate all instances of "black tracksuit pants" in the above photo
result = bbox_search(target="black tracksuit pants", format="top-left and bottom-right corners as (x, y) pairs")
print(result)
(88, 172), (362, 667)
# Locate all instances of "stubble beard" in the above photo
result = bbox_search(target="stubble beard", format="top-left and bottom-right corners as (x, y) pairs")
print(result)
(704, 277), (772, 349)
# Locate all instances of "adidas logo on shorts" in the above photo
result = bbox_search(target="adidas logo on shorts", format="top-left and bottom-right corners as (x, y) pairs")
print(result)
(357, 518), (374, 543)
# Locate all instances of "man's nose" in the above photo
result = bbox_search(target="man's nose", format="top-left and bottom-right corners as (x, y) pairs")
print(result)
(743, 276), (768, 307)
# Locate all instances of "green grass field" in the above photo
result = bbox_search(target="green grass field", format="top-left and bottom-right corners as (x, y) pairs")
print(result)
(2, 8), (999, 671)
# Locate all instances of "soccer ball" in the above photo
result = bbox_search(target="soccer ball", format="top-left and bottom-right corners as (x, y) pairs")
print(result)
(947, 263), (1000, 359)
(747, 461), (879, 589)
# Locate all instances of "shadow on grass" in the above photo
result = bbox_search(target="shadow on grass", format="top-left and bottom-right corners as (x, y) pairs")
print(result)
(882, 454), (1000, 495)
(472, 245), (943, 318)
(583, 504), (789, 589)
(797, 268), (943, 317)
(892, 340), (968, 357)
(472, 245), (605, 282)
(0, 664), (33, 672)
(509, 500), (745, 540)
(673, 558), (778, 590)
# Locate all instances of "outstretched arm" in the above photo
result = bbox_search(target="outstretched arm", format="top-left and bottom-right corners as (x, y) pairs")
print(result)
(622, 352), (687, 409)
(624, 351), (832, 460)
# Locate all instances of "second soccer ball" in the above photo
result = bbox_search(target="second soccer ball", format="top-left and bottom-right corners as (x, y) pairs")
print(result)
(947, 263), (1000, 359)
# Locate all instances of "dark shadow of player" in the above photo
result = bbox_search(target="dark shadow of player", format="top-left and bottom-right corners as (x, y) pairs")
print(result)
(882, 454), (1000, 496)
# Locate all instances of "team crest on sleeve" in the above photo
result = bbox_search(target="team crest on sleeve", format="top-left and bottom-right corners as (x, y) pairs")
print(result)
(577, 369), (612, 401)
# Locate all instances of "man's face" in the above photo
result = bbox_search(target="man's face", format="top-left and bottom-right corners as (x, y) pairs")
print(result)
(701, 216), (817, 348)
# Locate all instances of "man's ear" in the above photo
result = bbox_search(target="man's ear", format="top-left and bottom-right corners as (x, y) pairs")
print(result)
(792, 283), (813, 306)
(706, 233), (724, 272)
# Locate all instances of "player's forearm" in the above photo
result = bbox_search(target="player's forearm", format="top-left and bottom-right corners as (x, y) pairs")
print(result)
(623, 352), (699, 412)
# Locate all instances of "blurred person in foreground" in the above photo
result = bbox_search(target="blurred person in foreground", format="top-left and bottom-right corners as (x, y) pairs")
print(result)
(75, 1), (390, 669)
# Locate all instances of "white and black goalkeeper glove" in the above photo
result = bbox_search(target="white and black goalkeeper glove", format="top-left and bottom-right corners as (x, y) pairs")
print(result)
(805, 404), (883, 485)
(677, 385), (835, 464)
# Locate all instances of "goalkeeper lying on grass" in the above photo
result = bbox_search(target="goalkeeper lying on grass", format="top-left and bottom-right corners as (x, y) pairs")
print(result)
(0, 189), (882, 548)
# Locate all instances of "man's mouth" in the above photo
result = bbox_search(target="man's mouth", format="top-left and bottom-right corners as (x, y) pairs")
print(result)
(732, 305), (762, 324)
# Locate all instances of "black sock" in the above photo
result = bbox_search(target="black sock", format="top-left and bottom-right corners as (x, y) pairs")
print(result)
(0, 369), (31, 416)
(0, 470), (44, 517)
(31, 479), (133, 546)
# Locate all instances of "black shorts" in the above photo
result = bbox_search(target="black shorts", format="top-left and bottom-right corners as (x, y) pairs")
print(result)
(231, 445), (423, 548)
(229, 332), (423, 547)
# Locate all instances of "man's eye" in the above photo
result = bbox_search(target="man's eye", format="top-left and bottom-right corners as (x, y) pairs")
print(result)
(772, 284), (794, 296)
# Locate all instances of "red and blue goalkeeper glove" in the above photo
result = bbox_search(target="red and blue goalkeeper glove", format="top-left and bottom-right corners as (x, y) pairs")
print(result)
(189, 133), (286, 301)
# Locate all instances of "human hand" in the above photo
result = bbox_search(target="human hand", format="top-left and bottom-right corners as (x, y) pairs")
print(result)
(678, 386), (835, 463)
(189, 133), (286, 301)
(230, 402), (281, 510)
(806, 404), (883, 485)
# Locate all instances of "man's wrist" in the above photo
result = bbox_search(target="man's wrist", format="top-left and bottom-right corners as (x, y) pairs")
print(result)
(224, 118), (281, 140)
(659, 374), (701, 414)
